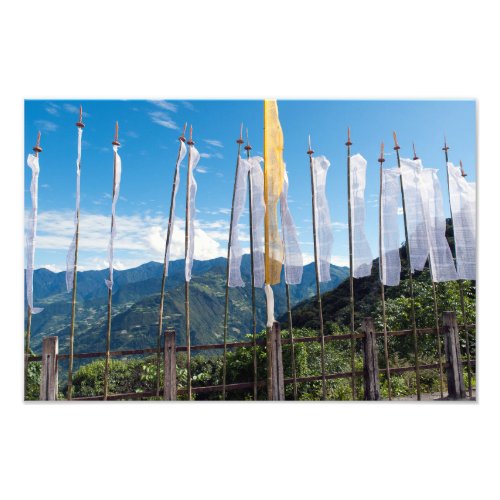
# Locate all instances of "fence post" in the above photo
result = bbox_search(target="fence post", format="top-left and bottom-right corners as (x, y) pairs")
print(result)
(442, 311), (466, 400)
(361, 317), (380, 400)
(266, 321), (285, 400)
(163, 330), (177, 401)
(40, 336), (58, 401)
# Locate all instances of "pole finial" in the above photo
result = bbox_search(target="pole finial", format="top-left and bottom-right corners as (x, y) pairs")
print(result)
(237, 122), (244, 145)
(378, 142), (385, 164)
(76, 105), (85, 128)
(187, 124), (194, 146)
(460, 160), (467, 177)
(307, 134), (314, 156)
(442, 135), (450, 152)
(244, 128), (252, 152)
(33, 131), (42, 154)
(412, 142), (419, 160)
(179, 122), (187, 142)
(393, 131), (400, 151)
(345, 127), (352, 146)
(112, 121), (120, 146)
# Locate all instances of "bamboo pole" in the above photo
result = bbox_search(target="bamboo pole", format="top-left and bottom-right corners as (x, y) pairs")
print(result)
(393, 132), (421, 400)
(222, 124), (244, 400)
(307, 136), (327, 400)
(155, 123), (187, 397)
(244, 130), (259, 400)
(25, 131), (42, 397)
(378, 142), (392, 400)
(279, 150), (298, 400)
(185, 125), (195, 400)
(103, 122), (120, 400)
(345, 128), (357, 400)
(443, 141), (473, 397)
(412, 143), (445, 398)
(67, 106), (85, 400)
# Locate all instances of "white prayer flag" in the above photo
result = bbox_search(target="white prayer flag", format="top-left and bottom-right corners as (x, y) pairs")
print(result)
(380, 168), (401, 286)
(400, 158), (429, 272)
(420, 168), (458, 282)
(165, 140), (187, 277)
(350, 154), (373, 278)
(185, 145), (200, 282)
(448, 162), (476, 280)
(26, 154), (43, 314)
(280, 169), (303, 285)
(66, 126), (83, 293)
(105, 145), (122, 290)
(228, 156), (251, 287)
(249, 157), (266, 288)
(312, 155), (333, 282)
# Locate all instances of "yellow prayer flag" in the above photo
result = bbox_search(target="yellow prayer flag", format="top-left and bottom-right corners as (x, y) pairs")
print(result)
(264, 100), (285, 285)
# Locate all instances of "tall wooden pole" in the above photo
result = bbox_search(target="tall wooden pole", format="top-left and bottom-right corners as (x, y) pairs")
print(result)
(222, 124), (244, 400)
(67, 106), (85, 400)
(185, 125), (195, 400)
(308, 136), (327, 400)
(103, 122), (120, 400)
(378, 142), (392, 400)
(25, 131), (42, 396)
(244, 130), (259, 400)
(443, 141), (473, 397)
(412, 143), (445, 398)
(155, 123), (187, 397)
(346, 128), (357, 400)
(393, 131), (421, 400)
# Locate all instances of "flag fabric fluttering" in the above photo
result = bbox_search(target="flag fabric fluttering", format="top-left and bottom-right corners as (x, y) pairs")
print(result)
(380, 168), (402, 286)
(312, 155), (334, 282)
(228, 155), (252, 287)
(26, 153), (43, 314)
(66, 126), (83, 293)
(185, 144), (200, 282)
(165, 140), (187, 277)
(105, 144), (122, 290)
(263, 100), (285, 285)
(447, 162), (476, 280)
(400, 158), (430, 272)
(420, 168), (458, 282)
(280, 169), (303, 285)
(349, 154), (373, 278)
(249, 156), (266, 288)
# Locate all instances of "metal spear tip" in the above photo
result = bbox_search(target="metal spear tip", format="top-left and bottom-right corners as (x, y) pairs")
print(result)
(244, 128), (252, 151)
(33, 131), (42, 153)
(187, 124), (194, 145)
(345, 127), (352, 146)
(179, 122), (187, 142)
(412, 142), (419, 160)
(112, 121), (120, 146)
(307, 134), (314, 155)
(460, 160), (468, 177)
(393, 131), (400, 150)
(76, 104), (85, 128)
(237, 122), (244, 144)
(378, 142), (385, 163)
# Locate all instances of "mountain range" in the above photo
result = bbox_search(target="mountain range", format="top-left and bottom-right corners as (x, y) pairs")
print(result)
(26, 255), (349, 356)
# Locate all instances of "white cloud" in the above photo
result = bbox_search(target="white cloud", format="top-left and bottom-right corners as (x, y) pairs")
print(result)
(34, 120), (58, 133)
(204, 139), (223, 148)
(40, 264), (62, 272)
(332, 221), (348, 230)
(45, 105), (59, 116)
(182, 101), (195, 111)
(199, 153), (211, 159)
(397, 207), (404, 215)
(149, 111), (178, 130)
(149, 100), (178, 112)
(28, 209), (227, 269)
(197, 166), (208, 174)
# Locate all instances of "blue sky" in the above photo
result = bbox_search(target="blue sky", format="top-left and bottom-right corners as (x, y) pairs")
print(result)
(24, 99), (476, 272)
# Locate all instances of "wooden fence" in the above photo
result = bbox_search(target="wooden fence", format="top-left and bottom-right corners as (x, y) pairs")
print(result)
(29, 311), (475, 401)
